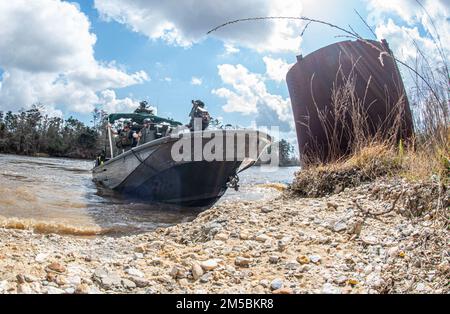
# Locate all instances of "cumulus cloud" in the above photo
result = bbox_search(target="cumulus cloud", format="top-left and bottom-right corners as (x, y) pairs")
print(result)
(191, 77), (203, 86)
(98, 89), (156, 114)
(263, 57), (294, 83)
(0, 0), (148, 114)
(94, 0), (305, 53)
(366, 0), (450, 64)
(212, 64), (293, 132)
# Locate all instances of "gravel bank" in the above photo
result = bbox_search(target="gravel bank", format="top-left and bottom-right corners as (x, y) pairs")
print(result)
(0, 179), (448, 294)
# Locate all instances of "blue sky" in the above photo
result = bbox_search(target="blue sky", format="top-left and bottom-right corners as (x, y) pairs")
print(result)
(0, 0), (448, 147)
(69, 0), (371, 125)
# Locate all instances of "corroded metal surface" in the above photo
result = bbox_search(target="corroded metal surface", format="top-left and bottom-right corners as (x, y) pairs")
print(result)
(286, 39), (414, 163)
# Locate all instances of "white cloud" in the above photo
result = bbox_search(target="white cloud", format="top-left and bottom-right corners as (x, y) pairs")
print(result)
(263, 57), (294, 83)
(94, 0), (305, 53)
(98, 89), (156, 114)
(191, 77), (203, 86)
(366, 0), (450, 65)
(0, 0), (148, 114)
(224, 43), (240, 55)
(212, 64), (293, 131)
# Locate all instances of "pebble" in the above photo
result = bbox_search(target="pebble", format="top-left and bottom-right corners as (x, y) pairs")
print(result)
(366, 273), (385, 289)
(121, 278), (137, 289)
(261, 206), (273, 213)
(270, 278), (283, 291)
(297, 255), (310, 265)
(309, 255), (322, 264)
(35, 253), (48, 264)
(269, 255), (280, 264)
(322, 283), (341, 294)
(235, 256), (252, 267)
(46, 262), (66, 274)
(47, 286), (65, 294)
(272, 287), (293, 294)
(200, 259), (219, 271)
(129, 276), (149, 288)
(125, 267), (144, 278)
(333, 221), (347, 232)
(255, 234), (271, 243)
(75, 283), (90, 294)
(192, 263), (204, 281)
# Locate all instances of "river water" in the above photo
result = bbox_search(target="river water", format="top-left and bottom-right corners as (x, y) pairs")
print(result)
(0, 154), (299, 236)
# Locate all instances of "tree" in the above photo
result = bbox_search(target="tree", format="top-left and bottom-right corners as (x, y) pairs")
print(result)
(278, 139), (295, 166)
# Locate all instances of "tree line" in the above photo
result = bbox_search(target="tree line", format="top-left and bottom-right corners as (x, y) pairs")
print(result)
(0, 105), (107, 159)
(0, 104), (299, 165)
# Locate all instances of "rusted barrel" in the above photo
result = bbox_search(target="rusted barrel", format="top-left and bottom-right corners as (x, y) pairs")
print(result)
(286, 39), (414, 164)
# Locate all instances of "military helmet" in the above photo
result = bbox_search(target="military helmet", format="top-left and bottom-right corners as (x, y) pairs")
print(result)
(123, 120), (132, 127)
(192, 100), (205, 108)
(143, 118), (152, 124)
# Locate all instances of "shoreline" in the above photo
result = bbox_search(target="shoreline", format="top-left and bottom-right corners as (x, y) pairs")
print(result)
(0, 178), (448, 294)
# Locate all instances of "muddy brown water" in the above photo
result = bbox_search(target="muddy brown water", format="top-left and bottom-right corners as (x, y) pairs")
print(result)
(0, 154), (299, 236)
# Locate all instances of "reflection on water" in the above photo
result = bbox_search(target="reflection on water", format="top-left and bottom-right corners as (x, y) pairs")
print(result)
(0, 154), (299, 236)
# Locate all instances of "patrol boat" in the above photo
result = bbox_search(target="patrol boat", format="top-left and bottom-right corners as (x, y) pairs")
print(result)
(92, 112), (272, 207)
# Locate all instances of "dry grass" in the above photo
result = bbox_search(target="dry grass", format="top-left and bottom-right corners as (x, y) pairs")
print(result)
(291, 140), (449, 198)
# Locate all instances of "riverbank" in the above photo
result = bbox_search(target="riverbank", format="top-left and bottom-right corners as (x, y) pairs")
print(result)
(0, 177), (447, 294)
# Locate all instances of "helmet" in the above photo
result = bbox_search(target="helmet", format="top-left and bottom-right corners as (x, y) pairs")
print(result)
(124, 120), (132, 127)
(192, 100), (205, 108)
(143, 118), (152, 124)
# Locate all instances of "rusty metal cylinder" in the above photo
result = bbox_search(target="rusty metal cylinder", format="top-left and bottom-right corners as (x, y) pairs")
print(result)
(286, 39), (414, 164)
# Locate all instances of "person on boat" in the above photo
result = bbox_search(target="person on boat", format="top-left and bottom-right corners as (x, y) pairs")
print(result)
(188, 99), (211, 131)
(138, 118), (156, 145)
(134, 101), (154, 115)
(116, 121), (135, 152)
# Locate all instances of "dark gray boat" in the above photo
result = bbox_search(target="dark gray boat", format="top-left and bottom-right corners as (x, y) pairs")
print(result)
(92, 116), (272, 207)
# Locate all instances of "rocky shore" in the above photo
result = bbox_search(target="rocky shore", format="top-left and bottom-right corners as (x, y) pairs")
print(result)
(0, 178), (448, 294)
